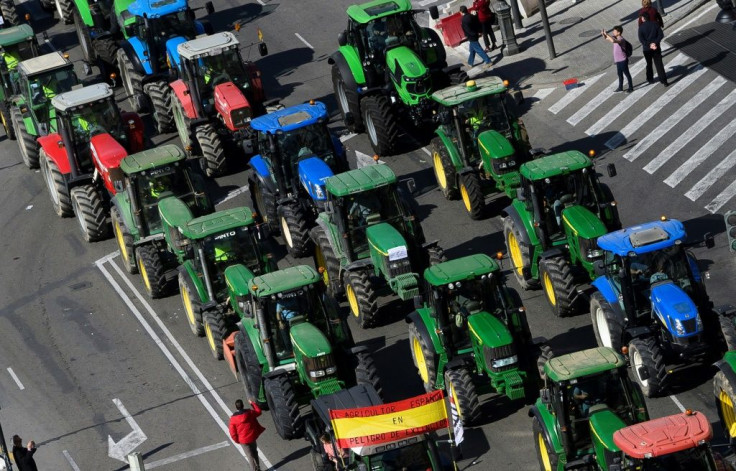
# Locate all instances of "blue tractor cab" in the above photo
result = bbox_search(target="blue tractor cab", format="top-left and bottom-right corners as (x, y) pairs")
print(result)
(588, 218), (734, 397)
(249, 101), (348, 257)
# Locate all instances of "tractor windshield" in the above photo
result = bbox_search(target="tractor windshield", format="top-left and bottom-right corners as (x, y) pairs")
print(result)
(459, 94), (510, 136)
(1, 40), (37, 72)
(202, 227), (262, 294)
(274, 123), (336, 181)
(265, 287), (331, 360)
(639, 445), (717, 470)
(198, 48), (250, 91)
(362, 13), (420, 58)
(68, 99), (124, 145)
(365, 441), (433, 470)
(341, 186), (403, 257)
(440, 276), (508, 347)
(28, 67), (78, 106)
(563, 371), (638, 425)
(531, 169), (601, 237)
(148, 11), (197, 40)
(135, 166), (196, 233)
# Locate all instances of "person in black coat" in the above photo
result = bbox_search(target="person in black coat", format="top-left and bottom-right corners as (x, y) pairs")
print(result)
(638, 14), (668, 86)
(22, 441), (37, 471)
(460, 5), (491, 68)
(11, 435), (27, 471)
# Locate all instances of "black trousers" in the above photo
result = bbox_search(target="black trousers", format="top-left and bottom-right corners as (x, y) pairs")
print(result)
(643, 48), (667, 84)
(480, 19), (497, 49)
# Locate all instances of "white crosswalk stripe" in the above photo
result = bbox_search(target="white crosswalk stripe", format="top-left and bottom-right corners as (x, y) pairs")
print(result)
(548, 73), (604, 114)
(664, 118), (736, 187)
(685, 149), (736, 201)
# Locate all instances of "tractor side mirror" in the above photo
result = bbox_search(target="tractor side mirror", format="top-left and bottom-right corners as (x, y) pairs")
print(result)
(337, 31), (347, 47)
(540, 388), (551, 404)
(607, 163), (617, 178)
(257, 223), (271, 240)
(42, 31), (49, 41)
(344, 111), (355, 127)
(704, 232), (715, 249)
(205, 1), (214, 14)
(593, 260), (605, 277)
(618, 268), (627, 280)
(413, 295), (422, 310)
(403, 178), (417, 194)
(325, 201), (335, 215)
(258, 42), (268, 57)
(516, 187), (525, 201)
(429, 5), (439, 19)
(513, 89), (524, 106)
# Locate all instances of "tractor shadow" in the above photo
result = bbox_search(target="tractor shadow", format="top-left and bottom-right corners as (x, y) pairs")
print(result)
(443, 230), (506, 260)
(205, 2), (276, 32)
(256, 47), (315, 99)
(546, 131), (620, 157)
(372, 337), (426, 402)
(547, 325), (597, 355)
(663, 362), (716, 396)
(683, 213), (727, 240)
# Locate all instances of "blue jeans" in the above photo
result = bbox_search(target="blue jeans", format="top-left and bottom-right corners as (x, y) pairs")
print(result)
(615, 60), (633, 90)
(468, 40), (491, 66)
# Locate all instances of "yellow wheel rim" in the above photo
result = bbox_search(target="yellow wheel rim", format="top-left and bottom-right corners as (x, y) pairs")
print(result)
(508, 231), (524, 276)
(315, 246), (329, 285)
(433, 152), (447, 189)
(460, 184), (472, 212)
(538, 432), (552, 471)
(182, 285), (197, 328)
(413, 337), (428, 383)
(346, 283), (359, 317)
(1, 111), (8, 130)
(543, 271), (556, 306)
(205, 321), (216, 352)
(720, 389), (736, 438)
(115, 220), (129, 263)
(138, 258), (151, 291)
(450, 381), (463, 421)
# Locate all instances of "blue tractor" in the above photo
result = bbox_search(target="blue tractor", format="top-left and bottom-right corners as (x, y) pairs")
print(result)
(248, 101), (348, 257)
(588, 218), (736, 397)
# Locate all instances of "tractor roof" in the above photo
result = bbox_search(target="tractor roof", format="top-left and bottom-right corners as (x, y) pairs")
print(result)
(0, 24), (34, 47)
(347, 0), (412, 23)
(310, 384), (383, 431)
(178, 32), (239, 60)
(431, 77), (507, 107)
(424, 254), (499, 286)
(128, 0), (187, 19)
(545, 347), (625, 383)
(120, 144), (187, 174)
(52, 83), (113, 111)
(250, 102), (328, 134)
(181, 206), (254, 239)
(248, 265), (320, 297)
(18, 51), (71, 76)
(613, 411), (712, 459)
(325, 164), (396, 197)
(597, 219), (686, 256)
(520, 150), (592, 180)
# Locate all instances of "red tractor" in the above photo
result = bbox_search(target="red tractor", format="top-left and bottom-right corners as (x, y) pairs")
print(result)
(38, 83), (144, 241)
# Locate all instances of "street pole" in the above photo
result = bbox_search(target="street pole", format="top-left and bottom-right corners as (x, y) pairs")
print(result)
(537, 0), (556, 59)
(504, 0), (524, 29)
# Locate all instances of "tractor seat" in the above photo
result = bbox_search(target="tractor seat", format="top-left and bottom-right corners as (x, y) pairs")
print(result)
(365, 213), (382, 226)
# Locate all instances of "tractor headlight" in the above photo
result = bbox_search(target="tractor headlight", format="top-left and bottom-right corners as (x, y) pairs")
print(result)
(325, 366), (337, 375)
(309, 369), (326, 378)
(695, 315), (703, 332)
(312, 183), (325, 199)
(492, 355), (518, 369)
(672, 318), (685, 336)
(587, 249), (603, 259)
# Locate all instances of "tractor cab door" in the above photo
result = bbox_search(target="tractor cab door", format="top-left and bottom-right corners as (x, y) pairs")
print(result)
(266, 295), (306, 360)
(536, 176), (579, 243)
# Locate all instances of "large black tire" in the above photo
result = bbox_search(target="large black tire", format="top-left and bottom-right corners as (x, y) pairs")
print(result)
(278, 203), (311, 258)
(253, 177), (278, 232)
(331, 64), (363, 133)
(71, 185), (110, 242)
(0, 0), (19, 26)
(179, 271), (204, 336)
(204, 311), (227, 360)
(54, 0), (73, 23)
(196, 124), (227, 177)
(310, 450), (333, 471)
(311, 226), (341, 295)
(111, 206), (137, 274)
(408, 322), (437, 393)
(264, 375), (303, 440)
(536, 344), (555, 382)
(234, 331), (267, 409)
(92, 37), (118, 70)
(532, 417), (559, 471)
(720, 315), (736, 352)
(539, 256), (577, 317)
(0, 103), (15, 140)
(40, 150), (73, 217)
(345, 270), (378, 329)
(117, 48), (145, 112)
(145, 80), (174, 133)
(590, 292), (624, 352)
(40, 0), (55, 11)
(629, 337), (667, 398)
(136, 244), (168, 299)
(714, 370), (736, 448)
(459, 172), (485, 220)
(430, 137), (458, 200)
(427, 245), (447, 266)
(172, 98), (193, 149)
(445, 368), (482, 426)
(503, 216), (537, 290)
(74, 10), (96, 63)
(355, 351), (383, 398)
(361, 95), (398, 156)
(12, 107), (39, 168)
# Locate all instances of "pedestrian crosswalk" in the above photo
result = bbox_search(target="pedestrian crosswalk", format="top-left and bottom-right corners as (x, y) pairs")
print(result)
(533, 48), (736, 214)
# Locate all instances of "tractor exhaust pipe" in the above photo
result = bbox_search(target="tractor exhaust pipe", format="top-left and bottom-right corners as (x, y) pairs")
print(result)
(452, 107), (469, 162)
(256, 306), (277, 368)
(198, 247), (216, 303)
(60, 122), (80, 179)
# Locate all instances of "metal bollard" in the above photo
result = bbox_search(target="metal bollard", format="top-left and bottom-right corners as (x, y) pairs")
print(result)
(128, 452), (146, 471)
(494, 2), (521, 55)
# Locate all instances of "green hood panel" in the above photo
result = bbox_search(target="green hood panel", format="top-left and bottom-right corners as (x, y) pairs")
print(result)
(520, 151), (591, 181)
(386, 46), (427, 79)
(545, 347), (625, 383)
(478, 130), (515, 160)
(424, 253), (498, 286)
(346, 0), (412, 23)
(562, 205), (608, 240)
(367, 223), (407, 256)
(225, 264), (257, 297)
(431, 76), (506, 107)
(182, 207), (254, 240)
(468, 312), (513, 348)
(248, 265), (320, 297)
(589, 406), (625, 452)
(291, 323), (333, 359)
(325, 164), (396, 196)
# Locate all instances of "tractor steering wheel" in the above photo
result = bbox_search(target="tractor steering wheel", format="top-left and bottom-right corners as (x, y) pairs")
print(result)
(210, 73), (230, 87)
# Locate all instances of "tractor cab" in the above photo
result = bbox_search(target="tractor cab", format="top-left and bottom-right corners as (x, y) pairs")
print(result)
(0, 24), (39, 74)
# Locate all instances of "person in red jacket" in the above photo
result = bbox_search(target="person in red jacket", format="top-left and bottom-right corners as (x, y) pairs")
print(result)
(472, 0), (498, 52)
(638, 0), (664, 27)
(229, 399), (265, 471)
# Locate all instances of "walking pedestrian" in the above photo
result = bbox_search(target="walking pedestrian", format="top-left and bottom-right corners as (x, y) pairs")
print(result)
(21, 442), (37, 471)
(472, 0), (498, 52)
(602, 26), (633, 93)
(11, 435), (27, 471)
(638, 0), (664, 28)
(229, 399), (265, 471)
(460, 5), (492, 69)
(638, 14), (668, 86)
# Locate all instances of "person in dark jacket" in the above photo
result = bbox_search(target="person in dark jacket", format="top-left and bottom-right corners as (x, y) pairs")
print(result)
(11, 435), (28, 471)
(472, 0), (497, 52)
(229, 399), (265, 471)
(638, 0), (664, 27)
(638, 14), (668, 86)
(21, 441), (37, 471)
(460, 5), (492, 68)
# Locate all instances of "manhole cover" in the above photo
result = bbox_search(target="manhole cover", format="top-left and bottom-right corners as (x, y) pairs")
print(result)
(560, 17), (582, 24)
(580, 29), (601, 38)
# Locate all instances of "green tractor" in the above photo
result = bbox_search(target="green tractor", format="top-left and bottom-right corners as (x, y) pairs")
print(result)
(310, 164), (445, 329)
(223, 264), (382, 440)
(430, 77), (538, 220)
(406, 253), (550, 426)
(529, 347), (649, 471)
(110, 144), (211, 298)
(329, 0), (465, 155)
(0, 24), (40, 137)
(502, 151), (620, 317)
(10, 51), (81, 169)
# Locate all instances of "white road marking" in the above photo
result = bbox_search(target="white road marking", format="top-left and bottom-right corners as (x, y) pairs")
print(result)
(256, 0), (265, 5)
(7, 367), (24, 390)
(669, 394), (686, 413)
(216, 185), (249, 206)
(417, 0), (436, 5)
(623, 76), (727, 162)
(339, 133), (357, 142)
(604, 64), (707, 149)
(685, 148), (736, 201)
(25, 205), (33, 210)
(706, 179), (736, 214)
(108, 398), (148, 462)
(295, 33), (314, 50)
(643, 88), (736, 173)
(145, 441), (231, 469)
(62, 450), (81, 471)
(533, 88), (554, 101)
(548, 73), (604, 115)
(670, 3), (719, 35)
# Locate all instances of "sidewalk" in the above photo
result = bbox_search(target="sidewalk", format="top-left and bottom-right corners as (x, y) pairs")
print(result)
(434, 0), (712, 89)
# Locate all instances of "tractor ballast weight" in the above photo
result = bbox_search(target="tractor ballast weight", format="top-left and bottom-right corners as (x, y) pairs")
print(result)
(0, 24), (41, 138)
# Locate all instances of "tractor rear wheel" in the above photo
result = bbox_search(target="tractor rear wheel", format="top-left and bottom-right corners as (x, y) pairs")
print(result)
(714, 370), (736, 447)
(0, 0), (19, 25)
(74, 10), (96, 63)
(427, 245), (447, 266)
(41, 150), (73, 217)
(431, 137), (458, 200)
(629, 337), (667, 398)
(408, 322), (437, 392)
(459, 172), (485, 220)
(590, 292), (624, 352)
(361, 95), (398, 156)
(253, 177), (277, 232)
(539, 256), (577, 317)
(264, 374), (303, 439)
(503, 216), (536, 290)
(111, 207), (137, 274)
(145, 80), (174, 133)
(196, 124), (227, 177)
(345, 270), (378, 329)
(1, 103), (15, 140)
(536, 344), (555, 382)
(179, 271), (204, 336)
(445, 368), (482, 426)
(12, 107), (39, 168)
(92, 37), (118, 71)
(71, 185), (110, 242)
(54, 0), (73, 24)
(278, 203), (311, 258)
(136, 245), (168, 299)
(172, 98), (193, 149)
(331, 65), (362, 133)
(311, 226), (341, 295)
(234, 331), (267, 409)
(117, 48), (144, 112)
(204, 311), (227, 360)
(719, 315), (736, 352)
(355, 351), (383, 399)
(532, 417), (558, 471)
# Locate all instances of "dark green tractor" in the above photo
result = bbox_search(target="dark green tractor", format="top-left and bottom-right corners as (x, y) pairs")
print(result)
(329, 0), (464, 155)
(406, 253), (549, 426)
(529, 347), (649, 471)
(430, 77), (538, 220)
(310, 164), (445, 329)
(502, 151), (619, 317)
(224, 264), (382, 440)
(110, 144), (211, 298)
(0, 24), (40, 138)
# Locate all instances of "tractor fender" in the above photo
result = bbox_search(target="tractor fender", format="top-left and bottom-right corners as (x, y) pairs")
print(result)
(313, 216), (348, 266)
(111, 195), (140, 239)
(406, 309), (444, 357)
(38, 133), (72, 174)
(344, 258), (373, 273)
(625, 326), (651, 342)
(328, 48), (363, 90)
(686, 251), (703, 283)
(541, 248), (565, 260)
(263, 368), (290, 380)
(714, 305), (736, 317)
(714, 357), (736, 382)
(121, 111), (145, 153)
(194, 19), (213, 35)
(165, 36), (188, 70)
(434, 128), (464, 171)
(180, 263), (208, 305)
(528, 405), (564, 456)
(75, 0), (95, 27)
(501, 205), (532, 247)
(249, 155), (276, 190)
(243, 62), (266, 107)
(127, 36), (153, 75)
(591, 278), (619, 306)
(170, 80), (197, 119)
(331, 133), (346, 161)
(441, 64), (464, 76)
(119, 41), (147, 76)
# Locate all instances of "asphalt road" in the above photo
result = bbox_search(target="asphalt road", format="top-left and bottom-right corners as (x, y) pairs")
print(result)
(0, 0), (734, 470)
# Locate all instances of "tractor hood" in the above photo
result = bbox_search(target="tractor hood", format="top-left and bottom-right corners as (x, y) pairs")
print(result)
(90, 133), (128, 195)
(386, 45), (428, 79)
(588, 405), (625, 452)
(367, 223), (408, 260)
(561, 205), (608, 240)
(224, 264), (256, 297)
(467, 312), (513, 349)
(651, 281), (700, 338)
(613, 411), (712, 459)
(298, 157), (333, 202)
(478, 130), (515, 161)
(214, 82), (251, 132)
(290, 322), (333, 359)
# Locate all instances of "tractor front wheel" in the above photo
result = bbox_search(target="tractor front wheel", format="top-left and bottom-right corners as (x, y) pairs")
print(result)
(179, 271), (204, 336)
(431, 137), (458, 200)
(145, 80), (174, 133)
(196, 124), (227, 177)
(264, 375), (303, 440)
(355, 351), (383, 398)
(204, 311), (227, 360)
(92, 38), (118, 72)
(532, 417), (558, 471)
(714, 370), (736, 447)
(41, 151), (73, 217)
(0, 0), (19, 25)
(71, 185), (110, 242)
(629, 337), (667, 398)
(539, 256), (577, 317)
(445, 368), (482, 426)
(408, 322), (437, 393)
(112, 207), (137, 274)
(1, 103), (16, 140)
(235, 331), (267, 409)
(331, 64), (362, 132)
(278, 203), (311, 258)
(590, 293), (624, 352)
(74, 10), (96, 63)
(459, 172), (485, 220)
(54, 0), (73, 23)
(136, 245), (168, 299)
(345, 270), (378, 329)
(117, 48), (144, 112)
(12, 107), (39, 168)
(311, 226), (341, 295)
(503, 216), (536, 290)
(361, 95), (398, 156)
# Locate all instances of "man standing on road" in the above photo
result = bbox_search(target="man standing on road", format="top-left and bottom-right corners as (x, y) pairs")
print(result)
(11, 435), (28, 471)
(229, 399), (265, 471)
(638, 14), (668, 87)
(460, 6), (492, 69)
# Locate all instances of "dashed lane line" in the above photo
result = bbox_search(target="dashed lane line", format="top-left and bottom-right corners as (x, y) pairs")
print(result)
(7, 367), (24, 390)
